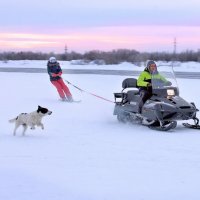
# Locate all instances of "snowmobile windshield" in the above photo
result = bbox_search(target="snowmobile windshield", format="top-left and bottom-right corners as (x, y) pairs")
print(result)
(151, 64), (179, 97)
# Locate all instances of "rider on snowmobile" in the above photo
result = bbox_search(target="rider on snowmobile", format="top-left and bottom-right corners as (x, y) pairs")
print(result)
(137, 60), (170, 114)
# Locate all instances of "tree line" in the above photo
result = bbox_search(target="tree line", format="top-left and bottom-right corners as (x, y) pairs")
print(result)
(0, 49), (200, 64)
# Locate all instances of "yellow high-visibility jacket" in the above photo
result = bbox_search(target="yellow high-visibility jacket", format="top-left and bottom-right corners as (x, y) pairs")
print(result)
(137, 68), (167, 88)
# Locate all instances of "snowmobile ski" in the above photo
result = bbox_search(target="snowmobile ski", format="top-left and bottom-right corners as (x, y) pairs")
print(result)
(182, 123), (200, 129)
(148, 121), (177, 131)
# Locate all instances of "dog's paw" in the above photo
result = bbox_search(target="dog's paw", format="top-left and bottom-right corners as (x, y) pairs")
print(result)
(41, 124), (44, 129)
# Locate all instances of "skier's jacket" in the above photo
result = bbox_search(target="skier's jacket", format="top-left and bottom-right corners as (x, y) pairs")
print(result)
(137, 67), (168, 91)
(47, 61), (62, 81)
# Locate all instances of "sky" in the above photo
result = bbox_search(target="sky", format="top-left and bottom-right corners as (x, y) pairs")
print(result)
(1, 61), (200, 200)
(0, 0), (200, 53)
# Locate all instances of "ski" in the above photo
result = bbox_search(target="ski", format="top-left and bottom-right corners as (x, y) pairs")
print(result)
(60, 99), (81, 103)
(182, 123), (200, 129)
(148, 121), (177, 131)
(71, 100), (82, 103)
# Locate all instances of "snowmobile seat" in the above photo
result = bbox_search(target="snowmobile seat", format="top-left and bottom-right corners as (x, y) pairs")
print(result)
(126, 90), (139, 102)
(122, 78), (137, 91)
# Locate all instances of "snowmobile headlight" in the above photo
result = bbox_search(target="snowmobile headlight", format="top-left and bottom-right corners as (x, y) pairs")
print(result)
(167, 89), (175, 96)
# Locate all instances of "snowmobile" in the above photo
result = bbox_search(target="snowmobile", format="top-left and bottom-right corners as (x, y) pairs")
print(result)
(113, 65), (200, 131)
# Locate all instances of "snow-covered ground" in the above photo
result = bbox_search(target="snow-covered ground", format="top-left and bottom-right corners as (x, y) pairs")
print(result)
(1, 60), (200, 72)
(0, 61), (200, 200)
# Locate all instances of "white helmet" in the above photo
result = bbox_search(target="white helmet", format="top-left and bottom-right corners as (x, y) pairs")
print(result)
(49, 57), (57, 63)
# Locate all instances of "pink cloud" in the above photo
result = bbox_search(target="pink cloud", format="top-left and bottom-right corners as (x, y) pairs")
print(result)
(0, 26), (200, 53)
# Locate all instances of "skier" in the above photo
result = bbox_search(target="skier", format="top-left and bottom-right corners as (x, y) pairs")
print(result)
(47, 57), (73, 101)
(137, 60), (170, 113)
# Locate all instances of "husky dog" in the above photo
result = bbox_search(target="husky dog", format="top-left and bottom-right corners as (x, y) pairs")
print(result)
(9, 106), (52, 136)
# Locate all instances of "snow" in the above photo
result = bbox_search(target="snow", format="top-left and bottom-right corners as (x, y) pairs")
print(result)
(1, 60), (200, 71)
(0, 61), (200, 200)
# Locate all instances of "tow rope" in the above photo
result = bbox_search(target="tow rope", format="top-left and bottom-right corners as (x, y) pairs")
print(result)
(65, 79), (114, 103)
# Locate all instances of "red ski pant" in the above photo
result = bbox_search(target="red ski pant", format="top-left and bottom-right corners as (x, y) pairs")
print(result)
(51, 79), (72, 99)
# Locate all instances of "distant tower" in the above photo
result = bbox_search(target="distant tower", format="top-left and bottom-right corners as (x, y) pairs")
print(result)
(173, 37), (177, 55)
(173, 37), (177, 62)
(64, 44), (68, 55)
(64, 44), (68, 60)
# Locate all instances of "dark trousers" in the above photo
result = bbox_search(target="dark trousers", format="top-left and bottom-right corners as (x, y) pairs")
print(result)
(138, 89), (151, 113)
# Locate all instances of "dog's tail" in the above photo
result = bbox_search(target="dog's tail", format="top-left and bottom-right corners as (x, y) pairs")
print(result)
(9, 117), (18, 123)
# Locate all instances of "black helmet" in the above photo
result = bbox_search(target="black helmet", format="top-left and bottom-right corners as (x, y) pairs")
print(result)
(146, 60), (156, 69)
